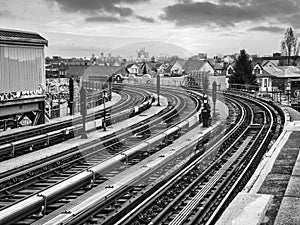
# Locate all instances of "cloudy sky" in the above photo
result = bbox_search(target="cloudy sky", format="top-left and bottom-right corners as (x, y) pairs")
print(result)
(1, 0), (300, 58)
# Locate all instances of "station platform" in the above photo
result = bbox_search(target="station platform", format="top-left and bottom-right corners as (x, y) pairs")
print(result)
(217, 106), (300, 225)
(0, 94), (167, 174)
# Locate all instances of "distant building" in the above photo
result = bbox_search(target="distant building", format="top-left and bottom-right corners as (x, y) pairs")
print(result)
(273, 52), (281, 57)
(198, 53), (207, 60)
(137, 47), (150, 61)
(127, 63), (140, 76)
(166, 60), (186, 76)
(253, 62), (300, 94)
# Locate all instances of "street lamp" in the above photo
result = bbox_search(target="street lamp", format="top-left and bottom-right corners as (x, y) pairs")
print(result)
(102, 90), (107, 131)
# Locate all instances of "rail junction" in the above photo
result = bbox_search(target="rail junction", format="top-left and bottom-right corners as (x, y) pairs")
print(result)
(0, 84), (288, 225)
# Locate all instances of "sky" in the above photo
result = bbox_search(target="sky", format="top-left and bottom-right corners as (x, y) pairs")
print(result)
(1, 0), (300, 58)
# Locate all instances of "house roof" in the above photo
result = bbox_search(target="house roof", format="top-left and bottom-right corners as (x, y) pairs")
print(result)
(262, 60), (279, 67)
(176, 60), (186, 67)
(127, 63), (139, 68)
(263, 65), (300, 78)
(183, 60), (206, 72)
(213, 62), (225, 70)
(66, 65), (123, 78)
(66, 65), (89, 77)
(0, 28), (48, 46)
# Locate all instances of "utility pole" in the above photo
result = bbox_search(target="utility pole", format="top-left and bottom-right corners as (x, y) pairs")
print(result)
(157, 71), (161, 106)
(212, 81), (217, 117)
(68, 78), (74, 115)
(102, 90), (107, 131)
(80, 86), (88, 139)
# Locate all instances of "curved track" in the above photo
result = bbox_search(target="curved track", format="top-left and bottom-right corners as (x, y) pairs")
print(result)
(0, 86), (201, 225)
(68, 90), (283, 225)
(0, 86), (151, 161)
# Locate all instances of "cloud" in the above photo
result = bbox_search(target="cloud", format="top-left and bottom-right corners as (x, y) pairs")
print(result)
(85, 15), (127, 23)
(0, 9), (14, 18)
(281, 14), (300, 29)
(248, 26), (285, 33)
(160, 0), (300, 28)
(135, 15), (155, 23)
(47, 0), (150, 17)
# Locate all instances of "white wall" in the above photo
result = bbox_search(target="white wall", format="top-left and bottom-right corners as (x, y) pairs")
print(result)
(0, 45), (45, 93)
(201, 62), (215, 74)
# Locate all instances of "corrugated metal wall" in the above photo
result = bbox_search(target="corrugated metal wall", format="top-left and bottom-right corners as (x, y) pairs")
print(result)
(0, 45), (45, 93)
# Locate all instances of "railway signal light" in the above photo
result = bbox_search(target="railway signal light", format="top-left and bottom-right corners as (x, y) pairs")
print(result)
(201, 108), (211, 127)
(202, 93), (211, 127)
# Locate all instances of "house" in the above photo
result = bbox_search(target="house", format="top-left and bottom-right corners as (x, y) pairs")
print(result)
(183, 59), (216, 88)
(46, 61), (68, 78)
(252, 62), (300, 93)
(66, 65), (124, 82)
(213, 62), (234, 76)
(252, 63), (275, 93)
(264, 65), (300, 92)
(126, 63), (140, 76)
(139, 61), (157, 76)
(169, 60), (186, 75)
(183, 59), (215, 75)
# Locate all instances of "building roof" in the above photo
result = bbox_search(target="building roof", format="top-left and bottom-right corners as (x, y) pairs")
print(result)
(0, 28), (48, 46)
(262, 60), (279, 67)
(263, 65), (300, 78)
(183, 59), (206, 72)
(176, 60), (186, 67)
(66, 65), (89, 77)
(67, 65), (124, 76)
(213, 62), (225, 70)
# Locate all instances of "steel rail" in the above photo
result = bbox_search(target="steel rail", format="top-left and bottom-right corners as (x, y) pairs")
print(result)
(203, 91), (279, 225)
(30, 88), (207, 225)
(0, 88), (149, 161)
(0, 88), (198, 224)
(110, 97), (246, 225)
(113, 93), (276, 225)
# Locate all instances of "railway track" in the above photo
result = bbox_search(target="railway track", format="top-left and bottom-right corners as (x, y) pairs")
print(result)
(0, 86), (152, 161)
(50, 90), (283, 225)
(0, 87), (200, 225)
(31, 96), (237, 225)
(115, 92), (282, 225)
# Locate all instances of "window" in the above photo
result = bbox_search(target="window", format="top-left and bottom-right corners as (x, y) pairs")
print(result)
(227, 67), (233, 75)
(254, 68), (261, 74)
(264, 78), (268, 87)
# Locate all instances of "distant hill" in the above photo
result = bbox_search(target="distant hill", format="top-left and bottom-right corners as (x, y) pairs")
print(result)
(107, 40), (194, 58)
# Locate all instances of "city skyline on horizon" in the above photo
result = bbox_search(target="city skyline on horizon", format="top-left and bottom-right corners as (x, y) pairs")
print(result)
(1, 0), (299, 58)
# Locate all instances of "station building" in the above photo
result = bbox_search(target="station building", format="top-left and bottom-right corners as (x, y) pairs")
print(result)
(0, 28), (48, 130)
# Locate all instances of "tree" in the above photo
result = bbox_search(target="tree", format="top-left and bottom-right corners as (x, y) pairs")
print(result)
(281, 27), (299, 65)
(228, 49), (256, 88)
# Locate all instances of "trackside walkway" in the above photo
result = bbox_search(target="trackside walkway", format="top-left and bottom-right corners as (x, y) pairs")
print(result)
(217, 106), (300, 225)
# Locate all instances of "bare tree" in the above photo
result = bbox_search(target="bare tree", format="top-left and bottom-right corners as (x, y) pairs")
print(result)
(281, 27), (299, 65)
